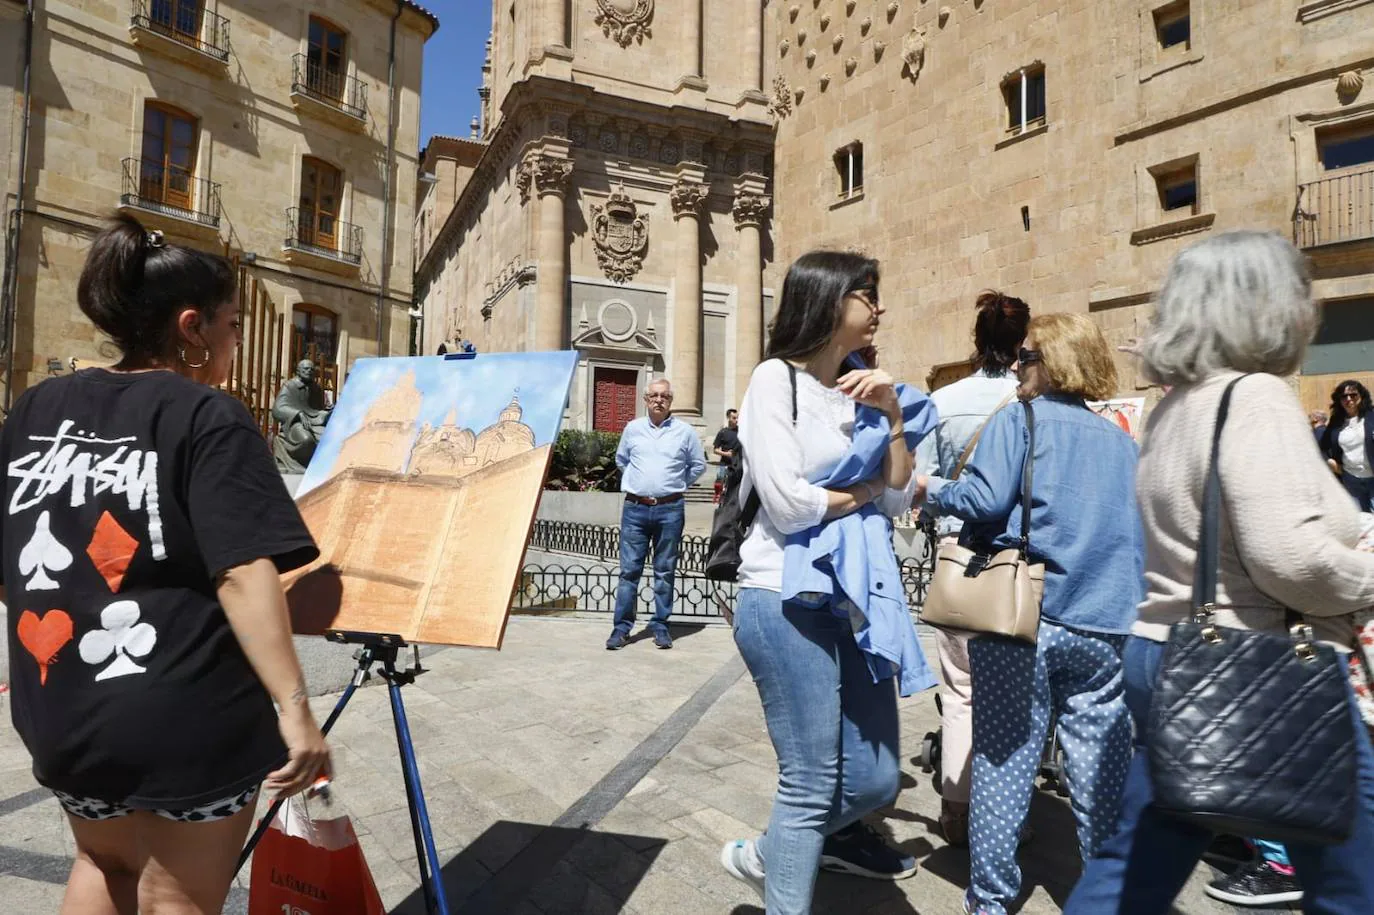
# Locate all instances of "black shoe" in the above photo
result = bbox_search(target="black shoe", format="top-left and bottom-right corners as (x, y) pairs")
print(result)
(605, 632), (629, 650)
(1205, 859), (1303, 907)
(654, 630), (673, 649)
(819, 821), (917, 880)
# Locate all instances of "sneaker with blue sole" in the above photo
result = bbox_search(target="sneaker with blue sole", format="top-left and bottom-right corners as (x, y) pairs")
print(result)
(820, 821), (918, 880)
(719, 838), (765, 900)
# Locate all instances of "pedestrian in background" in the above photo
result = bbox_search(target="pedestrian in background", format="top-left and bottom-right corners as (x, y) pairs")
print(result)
(713, 408), (740, 503)
(1320, 380), (1374, 511)
(720, 251), (930, 913)
(1067, 231), (1374, 913)
(605, 378), (705, 651)
(913, 289), (1030, 847)
(916, 312), (1142, 915)
(1, 215), (329, 913)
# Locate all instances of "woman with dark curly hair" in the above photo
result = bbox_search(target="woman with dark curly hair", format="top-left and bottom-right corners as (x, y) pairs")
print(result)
(1321, 379), (1374, 510)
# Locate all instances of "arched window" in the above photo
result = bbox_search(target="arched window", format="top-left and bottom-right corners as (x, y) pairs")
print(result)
(141, 102), (198, 211)
(291, 303), (339, 386)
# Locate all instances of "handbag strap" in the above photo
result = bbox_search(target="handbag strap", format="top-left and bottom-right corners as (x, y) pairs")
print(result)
(1020, 399), (1035, 557)
(951, 391), (1018, 480)
(739, 361), (799, 527)
(1192, 375), (1251, 617)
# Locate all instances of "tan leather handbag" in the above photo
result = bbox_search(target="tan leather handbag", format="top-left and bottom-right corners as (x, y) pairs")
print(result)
(920, 400), (1044, 644)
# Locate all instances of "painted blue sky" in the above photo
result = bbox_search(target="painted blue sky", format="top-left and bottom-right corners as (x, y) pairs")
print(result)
(420, 1), (491, 146)
(298, 351), (578, 495)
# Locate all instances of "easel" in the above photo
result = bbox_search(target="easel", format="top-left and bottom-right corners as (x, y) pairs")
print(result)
(234, 631), (452, 915)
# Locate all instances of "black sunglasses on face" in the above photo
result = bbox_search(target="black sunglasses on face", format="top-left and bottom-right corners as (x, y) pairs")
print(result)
(850, 285), (880, 307)
(1018, 348), (1043, 365)
(1341, 391), (1362, 401)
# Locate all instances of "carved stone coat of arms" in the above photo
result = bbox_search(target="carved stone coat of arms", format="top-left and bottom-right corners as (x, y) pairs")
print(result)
(591, 184), (648, 284)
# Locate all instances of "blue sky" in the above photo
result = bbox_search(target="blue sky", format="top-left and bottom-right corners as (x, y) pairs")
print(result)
(420, 1), (492, 147)
(298, 352), (579, 495)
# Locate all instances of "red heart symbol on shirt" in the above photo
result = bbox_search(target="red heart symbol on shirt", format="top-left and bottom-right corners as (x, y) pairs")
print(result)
(16, 609), (73, 686)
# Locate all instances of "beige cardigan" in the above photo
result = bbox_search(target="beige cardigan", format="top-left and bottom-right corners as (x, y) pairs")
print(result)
(1134, 371), (1374, 649)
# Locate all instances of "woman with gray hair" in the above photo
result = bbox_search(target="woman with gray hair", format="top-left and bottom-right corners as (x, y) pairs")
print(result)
(1066, 231), (1374, 913)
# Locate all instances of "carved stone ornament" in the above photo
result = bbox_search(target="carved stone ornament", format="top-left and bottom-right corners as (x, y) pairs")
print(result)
(669, 179), (708, 219)
(517, 154), (574, 205)
(1337, 70), (1364, 102)
(846, 0), (857, 13)
(819, 72), (831, 90)
(797, 27), (808, 43)
(832, 34), (844, 52)
(594, 0), (654, 47)
(779, 37), (790, 56)
(874, 40), (887, 60)
(887, 1), (900, 21)
(769, 74), (794, 118)
(820, 13), (831, 29)
(732, 192), (772, 229)
(806, 48), (818, 66)
(591, 183), (649, 284)
(630, 134), (650, 158)
(845, 56), (857, 76)
(939, 5), (952, 26)
(789, 3), (800, 21)
(902, 26), (927, 81)
(794, 86), (806, 104)
(860, 16), (872, 34)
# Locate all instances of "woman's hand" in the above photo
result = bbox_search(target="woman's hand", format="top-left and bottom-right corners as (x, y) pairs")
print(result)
(267, 703), (332, 797)
(1327, 458), (1341, 476)
(913, 475), (930, 505)
(838, 367), (900, 417)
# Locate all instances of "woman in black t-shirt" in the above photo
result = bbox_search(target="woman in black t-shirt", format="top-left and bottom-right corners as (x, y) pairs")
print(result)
(1, 215), (330, 912)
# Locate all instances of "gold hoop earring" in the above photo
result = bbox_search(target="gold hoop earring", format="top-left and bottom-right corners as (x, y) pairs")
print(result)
(179, 346), (210, 369)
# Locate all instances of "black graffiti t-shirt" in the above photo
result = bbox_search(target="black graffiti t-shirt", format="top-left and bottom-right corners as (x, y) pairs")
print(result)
(1, 369), (319, 806)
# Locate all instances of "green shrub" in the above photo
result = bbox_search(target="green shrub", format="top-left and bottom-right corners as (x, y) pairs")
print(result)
(545, 429), (622, 492)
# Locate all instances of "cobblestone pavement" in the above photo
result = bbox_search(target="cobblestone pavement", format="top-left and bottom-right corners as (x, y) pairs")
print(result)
(0, 617), (1278, 913)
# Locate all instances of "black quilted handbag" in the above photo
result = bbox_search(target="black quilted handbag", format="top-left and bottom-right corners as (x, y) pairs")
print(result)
(1145, 375), (1358, 845)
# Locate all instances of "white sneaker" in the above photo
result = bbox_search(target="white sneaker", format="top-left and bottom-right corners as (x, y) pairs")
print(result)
(720, 838), (765, 901)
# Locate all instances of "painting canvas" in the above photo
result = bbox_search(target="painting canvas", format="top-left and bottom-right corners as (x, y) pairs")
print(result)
(1088, 397), (1146, 441)
(284, 352), (578, 648)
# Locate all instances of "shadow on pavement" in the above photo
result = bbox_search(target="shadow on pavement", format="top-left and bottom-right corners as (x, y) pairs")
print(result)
(625, 622), (711, 646)
(393, 820), (665, 914)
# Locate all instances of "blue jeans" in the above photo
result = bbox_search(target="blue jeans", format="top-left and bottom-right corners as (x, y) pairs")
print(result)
(732, 587), (901, 915)
(1066, 635), (1374, 914)
(1340, 472), (1374, 512)
(611, 499), (684, 637)
(966, 623), (1132, 915)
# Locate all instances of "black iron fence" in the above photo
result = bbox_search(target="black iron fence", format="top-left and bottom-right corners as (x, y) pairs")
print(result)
(285, 207), (364, 264)
(291, 54), (367, 121)
(520, 519), (937, 619)
(120, 157), (222, 228)
(132, 0), (231, 60)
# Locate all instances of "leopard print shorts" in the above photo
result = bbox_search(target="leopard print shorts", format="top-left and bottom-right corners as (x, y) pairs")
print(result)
(54, 784), (259, 823)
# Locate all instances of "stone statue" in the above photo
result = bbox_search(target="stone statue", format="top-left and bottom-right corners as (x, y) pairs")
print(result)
(273, 359), (332, 473)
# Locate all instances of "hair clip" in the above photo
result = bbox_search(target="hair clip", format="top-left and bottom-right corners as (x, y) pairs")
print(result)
(146, 230), (165, 249)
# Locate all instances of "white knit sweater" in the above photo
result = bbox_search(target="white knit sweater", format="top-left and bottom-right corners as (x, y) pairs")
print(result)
(1134, 371), (1374, 649)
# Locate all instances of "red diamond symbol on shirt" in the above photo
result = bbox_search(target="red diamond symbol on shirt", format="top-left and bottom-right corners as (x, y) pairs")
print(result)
(86, 512), (140, 593)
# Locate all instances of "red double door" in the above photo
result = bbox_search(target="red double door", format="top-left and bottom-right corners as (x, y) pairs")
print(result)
(593, 368), (638, 434)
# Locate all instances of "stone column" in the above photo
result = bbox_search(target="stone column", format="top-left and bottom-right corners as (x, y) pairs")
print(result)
(732, 175), (771, 403)
(683, 0), (702, 79)
(548, 0), (567, 49)
(526, 153), (574, 352)
(670, 172), (709, 415)
(745, 0), (763, 91)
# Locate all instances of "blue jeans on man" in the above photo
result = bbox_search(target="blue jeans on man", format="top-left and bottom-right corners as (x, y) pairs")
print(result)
(1065, 635), (1374, 914)
(610, 499), (685, 640)
(1340, 472), (1374, 511)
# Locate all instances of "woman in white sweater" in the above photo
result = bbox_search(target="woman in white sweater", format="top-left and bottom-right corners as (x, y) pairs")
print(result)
(1066, 231), (1374, 913)
(718, 251), (923, 913)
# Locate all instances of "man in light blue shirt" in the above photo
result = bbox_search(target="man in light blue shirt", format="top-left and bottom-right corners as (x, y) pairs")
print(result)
(607, 378), (706, 651)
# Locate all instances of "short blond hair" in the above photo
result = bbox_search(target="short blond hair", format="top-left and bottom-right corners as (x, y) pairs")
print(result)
(1029, 313), (1118, 401)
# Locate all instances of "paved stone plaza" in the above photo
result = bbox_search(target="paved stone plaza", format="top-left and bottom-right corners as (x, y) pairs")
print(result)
(0, 617), (1276, 913)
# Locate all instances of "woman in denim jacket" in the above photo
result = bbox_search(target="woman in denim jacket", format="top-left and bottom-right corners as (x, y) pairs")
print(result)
(916, 313), (1144, 915)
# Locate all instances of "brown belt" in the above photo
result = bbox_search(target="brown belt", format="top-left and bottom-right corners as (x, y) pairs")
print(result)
(625, 492), (684, 506)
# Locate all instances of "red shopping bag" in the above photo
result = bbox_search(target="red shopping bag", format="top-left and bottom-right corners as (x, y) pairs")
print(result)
(248, 794), (385, 915)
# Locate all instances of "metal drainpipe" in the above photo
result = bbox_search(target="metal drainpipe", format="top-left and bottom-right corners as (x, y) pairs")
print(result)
(1, 0), (36, 411)
(376, 0), (402, 356)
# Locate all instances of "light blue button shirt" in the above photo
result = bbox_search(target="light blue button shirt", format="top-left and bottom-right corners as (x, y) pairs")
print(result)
(616, 415), (707, 498)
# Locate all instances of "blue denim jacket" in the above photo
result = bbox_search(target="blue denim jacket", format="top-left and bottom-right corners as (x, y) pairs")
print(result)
(926, 394), (1144, 634)
(782, 380), (939, 696)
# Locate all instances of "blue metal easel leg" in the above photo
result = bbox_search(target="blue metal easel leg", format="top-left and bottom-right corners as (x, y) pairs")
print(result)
(387, 665), (452, 915)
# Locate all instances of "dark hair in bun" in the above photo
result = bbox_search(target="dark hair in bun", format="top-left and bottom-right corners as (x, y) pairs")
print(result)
(77, 213), (235, 364)
(971, 289), (1030, 376)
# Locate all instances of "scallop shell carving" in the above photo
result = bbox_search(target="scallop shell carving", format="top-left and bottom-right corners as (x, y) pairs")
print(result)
(845, 0), (857, 13)
(887, 1), (900, 20)
(820, 13), (831, 29)
(795, 87), (806, 103)
(860, 16), (873, 34)
(819, 73), (832, 90)
(874, 40), (886, 60)
(1337, 70), (1364, 101)
(805, 48), (818, 66)
(779, 38), (791, 56)
(939, 5), (952, 25)
(797, 27), (808, 43)
(832, 33), (844, 52)
(845, 56), (857, 76)
(789, 4), (800, 21)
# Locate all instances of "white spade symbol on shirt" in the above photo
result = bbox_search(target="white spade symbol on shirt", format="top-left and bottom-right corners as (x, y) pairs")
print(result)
(78, 600), (157, 681)
(18, 511), (73, 592)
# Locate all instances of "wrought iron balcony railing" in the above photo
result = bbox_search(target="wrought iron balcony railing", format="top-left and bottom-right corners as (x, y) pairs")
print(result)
(291, 54), (367, 121)
(121, 157), (221, 227)
(1294, 166), (1374, 249)
(131, 0), (230, 61)
(284, 207), (364, 264)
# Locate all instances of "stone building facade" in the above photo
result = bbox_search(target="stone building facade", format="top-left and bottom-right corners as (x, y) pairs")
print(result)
(769, 0), (1374, 410)
(0, 0), (435, 407)
(414, 1), (781, 436)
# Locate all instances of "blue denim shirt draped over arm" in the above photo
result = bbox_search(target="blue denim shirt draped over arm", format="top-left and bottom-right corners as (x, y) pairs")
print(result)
(925, 394), (1144, 634)
(781, 376), (940, 697)
(615, 416), (707, 498)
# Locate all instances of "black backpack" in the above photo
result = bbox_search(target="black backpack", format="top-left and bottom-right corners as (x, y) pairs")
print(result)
(705, 362), (797, 581)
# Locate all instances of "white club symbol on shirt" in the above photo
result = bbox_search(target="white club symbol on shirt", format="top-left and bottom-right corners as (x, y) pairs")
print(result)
(78, 600), (157, 681)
